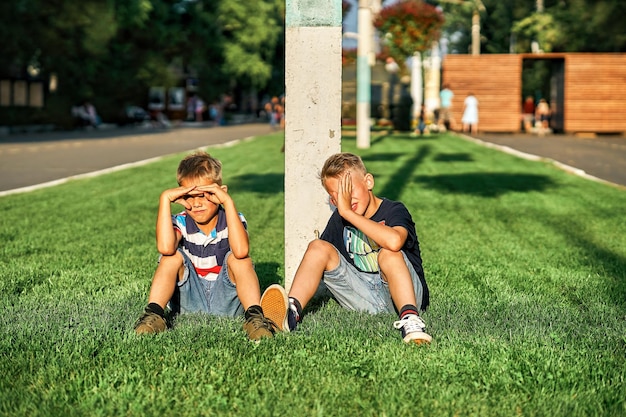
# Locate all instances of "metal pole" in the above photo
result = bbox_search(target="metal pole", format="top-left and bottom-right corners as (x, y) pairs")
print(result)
(356, 0), (372, 149)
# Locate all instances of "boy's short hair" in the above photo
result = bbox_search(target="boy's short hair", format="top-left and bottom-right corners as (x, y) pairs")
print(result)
(320, 152), (367, 186)
(177, 151), (223, 185)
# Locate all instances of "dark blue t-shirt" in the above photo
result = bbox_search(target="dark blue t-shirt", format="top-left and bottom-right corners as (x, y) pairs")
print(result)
(320, 198), (429, 309)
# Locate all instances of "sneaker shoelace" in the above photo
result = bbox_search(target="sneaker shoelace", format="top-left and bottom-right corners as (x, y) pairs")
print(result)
(263, 317), (280, 333)
(142, 312), (158, 323)
(393, 315), (426, 333)
(248, 313), (277, 333)
(136, 312), (164, 330)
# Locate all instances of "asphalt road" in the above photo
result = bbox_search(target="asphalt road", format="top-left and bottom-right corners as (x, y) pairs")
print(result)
(0, 123), (273, 193)
(475, 133), (626, 188)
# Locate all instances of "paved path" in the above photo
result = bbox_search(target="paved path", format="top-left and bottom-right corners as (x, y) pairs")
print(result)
(470, 133), (626, 188)
(0, 123), (273, 194)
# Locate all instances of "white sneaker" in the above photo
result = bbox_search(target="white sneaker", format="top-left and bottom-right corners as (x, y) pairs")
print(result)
(393, 315), (432, 345)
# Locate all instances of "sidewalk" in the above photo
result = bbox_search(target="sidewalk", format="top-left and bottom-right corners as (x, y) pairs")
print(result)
(0, 123), (273, 194)
(470, 132), (626, 188)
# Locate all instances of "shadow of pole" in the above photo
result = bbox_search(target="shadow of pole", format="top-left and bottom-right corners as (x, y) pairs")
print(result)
(376, 145), (432, 201)
(541, 216), (626, 310)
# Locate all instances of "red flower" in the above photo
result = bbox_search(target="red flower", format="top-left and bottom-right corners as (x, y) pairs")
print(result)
(374, 0), (444, 65)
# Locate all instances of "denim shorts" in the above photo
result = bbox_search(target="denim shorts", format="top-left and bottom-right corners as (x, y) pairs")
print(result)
(168, 250), (244, 317)
(322, 248), (424, 314)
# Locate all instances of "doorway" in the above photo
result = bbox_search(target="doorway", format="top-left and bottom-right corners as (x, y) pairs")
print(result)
(521, 57), (565, 133)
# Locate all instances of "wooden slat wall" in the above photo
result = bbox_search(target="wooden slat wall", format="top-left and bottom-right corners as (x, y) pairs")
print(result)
(442, 55), (521, 133)
(443, 53), (626, 133)
(564, 54), (626, 133)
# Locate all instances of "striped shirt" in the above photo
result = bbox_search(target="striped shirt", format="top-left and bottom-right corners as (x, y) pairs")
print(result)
(172, 206), (247, 281)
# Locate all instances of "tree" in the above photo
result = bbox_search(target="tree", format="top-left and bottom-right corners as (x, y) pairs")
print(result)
(438, 0), (626, 54)
(216, 1), (283, 91)
(438, 0), (485, 55)
(374, 0), (445, 67)
(0, 0), (286, 126)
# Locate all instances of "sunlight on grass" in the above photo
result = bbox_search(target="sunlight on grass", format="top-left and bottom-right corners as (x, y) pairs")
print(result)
(0, 131), (625, 416)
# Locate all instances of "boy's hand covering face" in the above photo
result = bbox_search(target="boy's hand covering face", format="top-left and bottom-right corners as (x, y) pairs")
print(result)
(167, 185), (197, 210)
(335, 172), (354, 214)
(194, 184), (229, 206)
(166, 184), (228, 210)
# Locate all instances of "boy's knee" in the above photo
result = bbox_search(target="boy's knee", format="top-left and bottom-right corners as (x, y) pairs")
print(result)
(377, 248), (403, 268)
(156, 251), (185, 280)
(307, 239), (333, 254)
(226, 253), (253, 270)
(160, 251), (184, 267)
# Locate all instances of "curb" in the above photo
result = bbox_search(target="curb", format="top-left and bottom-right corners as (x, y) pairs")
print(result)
(459, 133), (624, 189)
(0, 137), (249, 198)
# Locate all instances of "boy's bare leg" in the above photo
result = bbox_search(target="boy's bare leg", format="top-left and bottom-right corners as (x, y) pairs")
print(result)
(147, 252), (185, 309)
(136, 253), (183, 334)
(228, 255), (275, 340)
(379, 248), (431, 344)
(261, 239), (339, 332)
(378, 249), (418, 311)
(226, 255), (261, 311)
(288, 239), (340, 308)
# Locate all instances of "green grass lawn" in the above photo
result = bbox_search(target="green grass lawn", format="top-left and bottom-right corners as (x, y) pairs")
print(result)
(1, 131), (625, 416)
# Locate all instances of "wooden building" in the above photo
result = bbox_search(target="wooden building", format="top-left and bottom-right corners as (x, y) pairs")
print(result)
(441, 53), (626, 134)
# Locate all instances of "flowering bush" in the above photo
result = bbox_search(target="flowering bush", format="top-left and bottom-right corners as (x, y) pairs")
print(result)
(374, 0), (444, 64)
(342, 48), (357, 66)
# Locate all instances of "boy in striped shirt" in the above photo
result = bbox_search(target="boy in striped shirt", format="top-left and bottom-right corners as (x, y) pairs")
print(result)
(134, 151), (275, 341)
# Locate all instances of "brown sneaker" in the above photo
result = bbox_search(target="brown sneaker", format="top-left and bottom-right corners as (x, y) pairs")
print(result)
(242, 307), (274, 341)
(134, 310), (167, 335)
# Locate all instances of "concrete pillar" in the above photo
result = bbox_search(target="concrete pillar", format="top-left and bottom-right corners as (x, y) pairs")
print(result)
(284, 0), (342, 290)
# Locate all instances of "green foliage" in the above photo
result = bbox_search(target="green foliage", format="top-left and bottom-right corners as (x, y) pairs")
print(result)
(0, 0), (285, 125)
(217, 1), (283, 89)
(0, 132), (625, 416)
(512, 13), (562, 53)
(440, 0), (626, 54)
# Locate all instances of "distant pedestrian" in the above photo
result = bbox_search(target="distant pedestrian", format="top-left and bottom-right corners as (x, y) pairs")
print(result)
(415, 104), (426, 136)
(209, 102), (221, 126)
(71, 100), (100, 129)
(186, 95), (197, 121)
(461, 93), (479, 135)
(535, 98), (551, 135)
(266, 96), (280, 130)
(195, 97), (205, 122)
(522, 96), (535, 133)
(438, 84), (454, 131)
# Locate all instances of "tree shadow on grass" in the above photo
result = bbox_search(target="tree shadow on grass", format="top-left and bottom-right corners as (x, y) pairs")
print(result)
(361, 153), (405, 163)
(541, 217), (626, 310)
(375, 145), (432, 201)
(414, 173), (556, 198)
(433, 153), (474, 162)
(226, 173), (283, 195)
(370, 132), (431, 145)
(369, 134), (390, 146)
